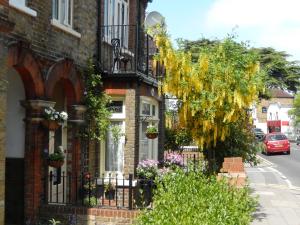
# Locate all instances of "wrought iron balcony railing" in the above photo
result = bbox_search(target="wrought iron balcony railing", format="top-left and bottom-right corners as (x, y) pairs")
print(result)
(99, 25), (161, 78)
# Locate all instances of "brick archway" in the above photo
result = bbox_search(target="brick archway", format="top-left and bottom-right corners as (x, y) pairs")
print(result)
(6, 42), (45, 224)
(46, 58), (83, 104)
(8, 42), (44, 98)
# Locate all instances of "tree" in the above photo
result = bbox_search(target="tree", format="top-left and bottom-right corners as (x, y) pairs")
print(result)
(178, 38), (300, 93)
(288, 93), (300, 125)
(252, 47), (300, 93)
(154, 32), (265, 150)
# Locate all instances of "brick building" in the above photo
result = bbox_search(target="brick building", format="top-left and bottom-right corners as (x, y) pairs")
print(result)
(0, 0), (162, 224)
(252, 89), (295, 138)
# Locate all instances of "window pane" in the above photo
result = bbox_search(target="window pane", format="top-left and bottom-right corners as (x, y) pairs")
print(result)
(105, 122), (124, 172)
(60, 0), (66, 24)
(152, 105), (156, 116)
(52, 0), (59, 19)
(67, 0), (72, 26)
(142, 103), (150, 115)
(139, 122), (150, 161)
(109, 101), (123, 113)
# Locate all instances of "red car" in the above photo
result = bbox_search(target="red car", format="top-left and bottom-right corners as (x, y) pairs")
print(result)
(262, 133), (290, 155)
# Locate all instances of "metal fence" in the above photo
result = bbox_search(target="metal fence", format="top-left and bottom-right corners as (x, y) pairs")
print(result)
(45, 153), (202, 210)
(45, 172), (155, 210)
(99, 25), (159, 77)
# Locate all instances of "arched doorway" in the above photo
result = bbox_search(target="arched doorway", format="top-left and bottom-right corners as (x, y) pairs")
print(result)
(47, 80), (68, 203)
(5, 68), (26, 225)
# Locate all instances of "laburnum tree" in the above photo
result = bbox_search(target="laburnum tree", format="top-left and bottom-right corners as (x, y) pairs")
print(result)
(154, 32), (266, 151)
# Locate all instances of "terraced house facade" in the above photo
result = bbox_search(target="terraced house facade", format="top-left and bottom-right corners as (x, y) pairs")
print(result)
(0, 0), (163, 224)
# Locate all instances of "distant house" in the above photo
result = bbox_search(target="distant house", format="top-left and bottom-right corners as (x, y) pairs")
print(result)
(252, 89), (295, 139)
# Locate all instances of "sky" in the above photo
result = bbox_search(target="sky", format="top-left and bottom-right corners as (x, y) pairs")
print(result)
(147, 0), (300, 61)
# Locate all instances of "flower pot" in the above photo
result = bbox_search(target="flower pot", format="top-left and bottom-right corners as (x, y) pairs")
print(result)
(42, 120), (60, 131)
(48, 160), (64, 168)
(146, 132), (158, 139)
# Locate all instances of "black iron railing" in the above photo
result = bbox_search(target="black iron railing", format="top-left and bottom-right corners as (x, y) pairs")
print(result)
(99, 25), (160, 77)
(45, 153), (202, 209)
(45, 173), (155, 210)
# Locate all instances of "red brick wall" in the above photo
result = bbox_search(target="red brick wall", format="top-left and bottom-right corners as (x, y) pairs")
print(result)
(39, 205), (140, 225)
(218, 157), (246, 188)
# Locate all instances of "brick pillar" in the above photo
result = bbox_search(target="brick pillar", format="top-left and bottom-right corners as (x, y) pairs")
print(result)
(124, 86), (138, 175)
(22, 100), (55, 223)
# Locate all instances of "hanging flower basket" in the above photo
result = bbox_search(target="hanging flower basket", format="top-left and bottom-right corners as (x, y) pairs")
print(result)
(48, 160), (64, 168)
(41, 120), (61, 131)
(146, 132), (158, 139)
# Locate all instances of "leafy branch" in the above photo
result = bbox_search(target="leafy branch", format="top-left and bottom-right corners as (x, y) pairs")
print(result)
(83, 60), (111, 141)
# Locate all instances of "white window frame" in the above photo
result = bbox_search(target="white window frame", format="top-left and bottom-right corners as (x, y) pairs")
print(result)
(9, 0), (37, 17)
(103, 0), (129, 48)
(139, 97), (159, 162)
(51, 0), (81, 38)
(52, 0), (73, 27)
(100, 98), (126, 177)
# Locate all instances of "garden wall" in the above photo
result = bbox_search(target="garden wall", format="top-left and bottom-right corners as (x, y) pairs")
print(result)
(39, 205), (139, 225)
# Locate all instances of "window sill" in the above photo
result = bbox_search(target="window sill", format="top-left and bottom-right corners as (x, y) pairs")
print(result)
(9, 2), (37, 17)
(51, 19), (81, 39)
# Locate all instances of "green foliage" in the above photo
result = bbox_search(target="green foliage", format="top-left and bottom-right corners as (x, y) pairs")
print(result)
(178, 38), (300, 93)
(48, 146), (64, 161)
(83, 196), (98, 207)
(135, 169), (257, 225)
(146, 124), (158, 133)
(48, 218), (61, 225)
(289, 93), (300, 125)
(205, 115), (260, 171)
(164, 127), (192, 151)
(110, 124), (124, 143)
(83, 60), (111, 141)
(253, 47), (300, 93)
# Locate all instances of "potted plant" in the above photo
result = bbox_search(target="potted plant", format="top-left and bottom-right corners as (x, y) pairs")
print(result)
(146, 124), (158, 139)
(136, 159), (159, 180)
(48, 146), (65, 168)
(104, 182), (116, 200)
(42, 107), (68, 130)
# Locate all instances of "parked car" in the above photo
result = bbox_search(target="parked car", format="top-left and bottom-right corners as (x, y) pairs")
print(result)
(296, 135), (300, 145)
(253, 128), (265, 141)
(262, 133), (290, 155)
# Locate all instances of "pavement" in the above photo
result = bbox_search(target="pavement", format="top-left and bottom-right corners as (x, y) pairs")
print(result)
(246, 156), (300, 225)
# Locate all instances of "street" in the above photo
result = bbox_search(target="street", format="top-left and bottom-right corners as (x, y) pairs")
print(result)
(247, 143), (300, 225)
(259, 143), (300, 188)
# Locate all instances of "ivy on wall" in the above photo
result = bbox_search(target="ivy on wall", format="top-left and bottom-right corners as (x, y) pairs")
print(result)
(83, 60), (111, 141)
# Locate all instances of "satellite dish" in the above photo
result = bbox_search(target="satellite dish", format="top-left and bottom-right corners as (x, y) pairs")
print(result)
(145, 11), (165, 31)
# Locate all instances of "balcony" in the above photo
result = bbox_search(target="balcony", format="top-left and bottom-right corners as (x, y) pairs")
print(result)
(99, 25), (161, 80)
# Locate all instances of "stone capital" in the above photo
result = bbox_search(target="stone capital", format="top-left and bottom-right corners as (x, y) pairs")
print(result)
(68, 104), (87, 124)
(21, 100), (56, 121)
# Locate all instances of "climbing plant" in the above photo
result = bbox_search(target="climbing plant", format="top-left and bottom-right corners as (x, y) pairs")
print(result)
(83, 60), (111, 141)
(153, 30), (266, 149)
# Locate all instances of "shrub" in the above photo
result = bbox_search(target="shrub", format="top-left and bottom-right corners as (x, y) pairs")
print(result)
(204, 116), (260, 173)
(135, 169), (257, 225)
(83, 196), (98, 207)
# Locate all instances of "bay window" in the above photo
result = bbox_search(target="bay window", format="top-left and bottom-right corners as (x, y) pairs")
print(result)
(139, 98), (159, 161)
